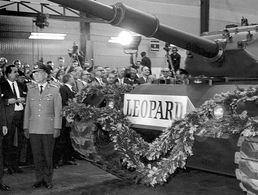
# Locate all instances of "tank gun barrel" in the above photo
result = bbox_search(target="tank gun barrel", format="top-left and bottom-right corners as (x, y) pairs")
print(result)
(49, 0), (220, 59)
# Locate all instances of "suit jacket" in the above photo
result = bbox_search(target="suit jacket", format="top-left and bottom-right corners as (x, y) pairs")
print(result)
(93, 77), (105, 86)
(0, 87), (7, 136)
(141, 56), (151, 69)
(158, 77), (175, 84)
(115, 77), (125, 85)
(123, 78), (138, 86)
(1, 79), (27, 124)
(23, 83), (62, 134)
(170, 53), (181, 72)
(59, 84), (75, 107)
(137, 77), (148, 84)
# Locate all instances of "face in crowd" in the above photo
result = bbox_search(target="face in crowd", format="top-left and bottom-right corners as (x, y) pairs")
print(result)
(117, 68), (125, 78)
(81, 70), (91, 82)
(47, 61), (54, 70)
(142, 66), (150, 77)
(94, 66), (105, 78)
(172, 47), (178, 54)
(72, 61), (79, 68)
(32, 69), (48, 84)
(130, 68), (137, 79)
(103, 67), (111, 79)
(71, 66), (83, 80)
(107, 73), (116, 84)
(68, 75), (75, 86)
(6, 66), (19, 82)
(58, 57), (65, 68)
(162, 68), (170, 78)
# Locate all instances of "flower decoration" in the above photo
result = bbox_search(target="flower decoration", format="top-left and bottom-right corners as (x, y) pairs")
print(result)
(64, 84), (258, 186)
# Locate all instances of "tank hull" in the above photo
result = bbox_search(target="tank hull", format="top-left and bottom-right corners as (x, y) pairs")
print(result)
(131, 84), (258, 176)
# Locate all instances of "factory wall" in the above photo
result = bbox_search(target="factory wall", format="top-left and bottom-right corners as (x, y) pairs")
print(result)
(0, 0), (257, 72)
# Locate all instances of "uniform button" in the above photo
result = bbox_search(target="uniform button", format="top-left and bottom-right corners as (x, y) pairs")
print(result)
(38, 115), (40, 117)
(39, 109), (41, 111)
(39, 104), (41, 106)
(39, 99), (42, 101)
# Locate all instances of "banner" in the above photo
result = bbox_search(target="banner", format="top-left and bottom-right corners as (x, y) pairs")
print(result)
(123, 94), (195, 128)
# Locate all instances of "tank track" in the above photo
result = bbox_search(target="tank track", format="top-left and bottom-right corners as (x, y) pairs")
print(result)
(70, 120), (139, 183)
(235, 136), (258, 195)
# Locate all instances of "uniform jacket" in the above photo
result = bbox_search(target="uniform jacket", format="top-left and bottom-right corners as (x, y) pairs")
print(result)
(1, 79), (27, 125)
(23, 83), (62, 134)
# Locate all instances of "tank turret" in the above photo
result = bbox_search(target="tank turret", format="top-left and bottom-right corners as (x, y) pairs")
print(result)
(49, 0), (258, 78)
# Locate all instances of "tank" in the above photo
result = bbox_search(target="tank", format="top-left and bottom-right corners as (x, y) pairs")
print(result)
(50, 0), (258, 79)
(49, 0), (258, 192)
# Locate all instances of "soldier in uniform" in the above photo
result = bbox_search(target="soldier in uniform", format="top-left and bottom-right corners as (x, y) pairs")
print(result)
(23, 64), (62, 189)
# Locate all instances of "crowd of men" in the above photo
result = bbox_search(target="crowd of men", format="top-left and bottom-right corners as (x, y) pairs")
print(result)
(0, 48), (188, 191)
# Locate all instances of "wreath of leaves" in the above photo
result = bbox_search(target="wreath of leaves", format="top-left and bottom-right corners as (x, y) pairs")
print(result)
(64, 84), (258, 186)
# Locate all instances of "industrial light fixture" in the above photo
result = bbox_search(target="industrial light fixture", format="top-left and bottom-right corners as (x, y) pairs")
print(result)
(29, 32), (67, 40)
(108, 31), (133, 45)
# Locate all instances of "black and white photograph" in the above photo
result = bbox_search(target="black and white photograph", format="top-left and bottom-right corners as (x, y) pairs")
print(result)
(0, 0), (258, 194)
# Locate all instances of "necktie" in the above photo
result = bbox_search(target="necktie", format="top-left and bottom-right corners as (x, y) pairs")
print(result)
(40, 85), (43, 94)
(12, 82), (19, 105)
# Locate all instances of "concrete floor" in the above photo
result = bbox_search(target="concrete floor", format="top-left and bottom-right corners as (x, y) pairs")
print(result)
(1, 160), (245, 195)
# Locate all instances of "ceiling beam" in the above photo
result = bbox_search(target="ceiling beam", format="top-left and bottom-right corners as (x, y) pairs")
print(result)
(0, 0), (106, 23)
(0, 9), (106, 23)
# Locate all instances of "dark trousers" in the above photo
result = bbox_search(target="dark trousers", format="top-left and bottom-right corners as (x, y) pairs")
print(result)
(0, 136), (3, 184)
(30, 134), (55, 184)
(53, 118), (74, 165)
(3, 111), (24, 169)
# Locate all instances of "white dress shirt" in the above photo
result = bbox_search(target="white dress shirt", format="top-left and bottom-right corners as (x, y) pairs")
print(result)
(65, 83), (73, 92)
(38, 82), (48, 93)
(95, 77), (104, 86)
(7, 79), (23, 111)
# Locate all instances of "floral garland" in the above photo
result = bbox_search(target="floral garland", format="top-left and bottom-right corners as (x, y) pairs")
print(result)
(65, 84), (258, 186)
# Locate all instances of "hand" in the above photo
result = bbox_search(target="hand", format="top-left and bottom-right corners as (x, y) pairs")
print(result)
(53, 129), (60, 138)
(66, 115), (74, 124)
(2, 126), (8, 136)
(24, 129), (29, 139)
(17, 97), (25, 103)
(8, 98), (17, 105)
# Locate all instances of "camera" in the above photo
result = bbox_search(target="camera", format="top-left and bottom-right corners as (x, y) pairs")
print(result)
(163, 43), (171, 52)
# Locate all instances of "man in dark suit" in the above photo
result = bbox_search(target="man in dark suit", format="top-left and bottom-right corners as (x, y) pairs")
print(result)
(115, 67), (125, 85)
(170, 46), (181, 72)
(54, 74), (77, 167)
(140, 51), (152, 74)
(93, 66), (105, 86)
(137, 66), (150, 84)
(158, 68), (175, 84)
(1, 65), (27, 174)
(0, 86), (10, 191)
